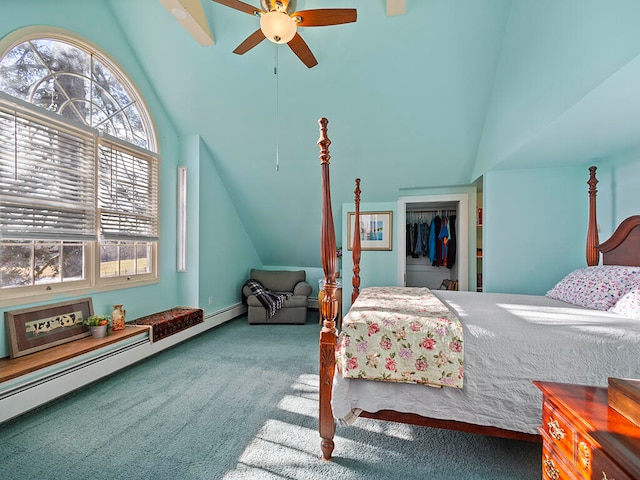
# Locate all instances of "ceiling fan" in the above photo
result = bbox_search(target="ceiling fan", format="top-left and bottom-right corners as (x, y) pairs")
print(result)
(211, 0), (357, 68)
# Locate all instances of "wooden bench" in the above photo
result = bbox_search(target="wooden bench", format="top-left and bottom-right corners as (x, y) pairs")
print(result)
(0, 326), (148, 383)
(0, 306), (205, 424)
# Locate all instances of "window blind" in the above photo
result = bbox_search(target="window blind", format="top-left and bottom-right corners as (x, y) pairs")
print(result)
(98, 134), (159, 241)
(0, 95), (97, 241)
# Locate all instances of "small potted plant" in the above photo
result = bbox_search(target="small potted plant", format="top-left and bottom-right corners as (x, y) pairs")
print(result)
(84, 315), (111, 339)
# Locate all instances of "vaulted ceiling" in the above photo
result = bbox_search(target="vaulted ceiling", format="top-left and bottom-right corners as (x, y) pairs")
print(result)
(105, 0), (640, 267)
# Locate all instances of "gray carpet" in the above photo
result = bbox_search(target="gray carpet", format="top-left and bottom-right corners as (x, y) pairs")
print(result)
(0, 313), (541, 479)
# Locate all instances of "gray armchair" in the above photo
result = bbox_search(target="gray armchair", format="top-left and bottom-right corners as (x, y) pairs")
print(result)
(242, 269), (312, 324)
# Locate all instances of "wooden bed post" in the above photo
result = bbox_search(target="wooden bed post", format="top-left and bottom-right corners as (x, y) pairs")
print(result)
(317, 118), (339, 460)
(352, 178), (361, 303)
(586, 166), (599, 266)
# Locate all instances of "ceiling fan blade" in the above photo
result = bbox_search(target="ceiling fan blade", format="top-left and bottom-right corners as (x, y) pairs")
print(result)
(287, 33), (318, 68)
(233, 29), (267, 54)
(211, 0), (262, 16)
(292, 9), (357, 27)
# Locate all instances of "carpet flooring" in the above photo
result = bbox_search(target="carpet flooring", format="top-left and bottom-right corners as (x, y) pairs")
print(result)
(0, 313), (541, 479)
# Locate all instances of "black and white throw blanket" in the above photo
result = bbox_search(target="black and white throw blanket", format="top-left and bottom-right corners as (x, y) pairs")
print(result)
(244, 280), (290, 320)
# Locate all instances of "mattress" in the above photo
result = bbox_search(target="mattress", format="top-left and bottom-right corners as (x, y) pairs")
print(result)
(332, 290), (640, 434)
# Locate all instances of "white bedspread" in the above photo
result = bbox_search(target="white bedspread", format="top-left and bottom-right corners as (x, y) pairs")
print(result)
(332, 290), (640, 434)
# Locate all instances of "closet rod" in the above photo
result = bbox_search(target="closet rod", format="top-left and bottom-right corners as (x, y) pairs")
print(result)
(406, 209), (457, 220)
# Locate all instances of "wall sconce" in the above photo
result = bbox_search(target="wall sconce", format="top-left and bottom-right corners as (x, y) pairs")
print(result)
(177, 166), (187, 272)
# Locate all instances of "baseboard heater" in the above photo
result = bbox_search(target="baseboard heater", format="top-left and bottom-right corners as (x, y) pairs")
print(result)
(0, 335), (149, 402)
(0, 303), (246, 424)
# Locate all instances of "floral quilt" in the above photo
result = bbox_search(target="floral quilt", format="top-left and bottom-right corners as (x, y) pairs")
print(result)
(336, 286), (464, 388)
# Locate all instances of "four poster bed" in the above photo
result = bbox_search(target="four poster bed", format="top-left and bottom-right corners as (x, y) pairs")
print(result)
(316, 118), (640, 460)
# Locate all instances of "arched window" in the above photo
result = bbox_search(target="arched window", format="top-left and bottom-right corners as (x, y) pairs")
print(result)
(0, 30), (159, 306)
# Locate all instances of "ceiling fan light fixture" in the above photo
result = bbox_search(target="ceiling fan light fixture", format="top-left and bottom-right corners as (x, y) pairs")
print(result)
(260, 11), (297, 44)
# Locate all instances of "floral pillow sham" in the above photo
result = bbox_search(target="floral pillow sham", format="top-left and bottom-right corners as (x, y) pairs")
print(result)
(546, 265), (640, 311)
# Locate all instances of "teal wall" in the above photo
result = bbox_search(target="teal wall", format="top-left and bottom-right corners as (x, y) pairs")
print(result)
(473, 0), (640, 177)
(0, 2), (257, 358)
(480, 162), (640, 295)
(198, 139), (262, 310)
(596, 150), (640, 237)
(483, 167), (586, 294)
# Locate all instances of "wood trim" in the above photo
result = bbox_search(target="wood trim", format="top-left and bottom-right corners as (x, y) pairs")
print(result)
(360, 410), (541, 442)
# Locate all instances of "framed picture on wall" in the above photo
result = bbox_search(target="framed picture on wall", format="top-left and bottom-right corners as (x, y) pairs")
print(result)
(347, 211), (393, 251)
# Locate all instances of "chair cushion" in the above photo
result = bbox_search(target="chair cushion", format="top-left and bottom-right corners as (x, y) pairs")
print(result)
(247, 294), (308, 308)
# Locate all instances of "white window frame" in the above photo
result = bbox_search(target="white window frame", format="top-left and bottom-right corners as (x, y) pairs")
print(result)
(0, 28), (160, 308)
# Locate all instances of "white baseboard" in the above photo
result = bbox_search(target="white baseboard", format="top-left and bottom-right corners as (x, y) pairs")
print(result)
(0, 303), (246, 424)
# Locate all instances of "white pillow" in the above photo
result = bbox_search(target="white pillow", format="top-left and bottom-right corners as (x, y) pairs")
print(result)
(609, 287), (640, 319)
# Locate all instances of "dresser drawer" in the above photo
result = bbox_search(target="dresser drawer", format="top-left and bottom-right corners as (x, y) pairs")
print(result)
(574, 431), (593, 479)
(591, 447), (637, 480)
(536, 382), (640, 480)
(542, 400), (576, 463)
(542, 448), (579, 480)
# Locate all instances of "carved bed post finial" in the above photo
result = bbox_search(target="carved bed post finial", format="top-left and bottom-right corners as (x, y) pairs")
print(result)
(586, 166), (599, 266)
(352, 178), (361, 303)
(318, 117), (331, 166)
(317, 117), (338, 460)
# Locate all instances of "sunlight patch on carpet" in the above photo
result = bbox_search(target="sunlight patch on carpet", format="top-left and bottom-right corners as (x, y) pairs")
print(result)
(221, 418), (420, 479)
(343, 418), (417, 441)
(277, 394), (317, 417)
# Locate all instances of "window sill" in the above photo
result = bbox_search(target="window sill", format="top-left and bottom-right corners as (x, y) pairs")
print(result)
(0, 276), (159, 309)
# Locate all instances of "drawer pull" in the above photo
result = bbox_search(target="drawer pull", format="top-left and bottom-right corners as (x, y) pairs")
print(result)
(547, 418), (566, 441)
(578, 441), (590, 470)
(543, 456), (560, 480)
(601, 472), (615, 480)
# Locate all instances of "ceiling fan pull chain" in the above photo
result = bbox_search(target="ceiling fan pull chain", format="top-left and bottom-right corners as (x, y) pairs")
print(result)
(275, 45), (280, 172)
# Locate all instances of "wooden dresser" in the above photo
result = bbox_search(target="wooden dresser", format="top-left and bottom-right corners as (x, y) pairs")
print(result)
(534, 381), (640, 480)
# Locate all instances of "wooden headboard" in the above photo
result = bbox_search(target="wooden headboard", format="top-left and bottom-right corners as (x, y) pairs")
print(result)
(588, 166), (640, 267)
(598, 215), (640, 266)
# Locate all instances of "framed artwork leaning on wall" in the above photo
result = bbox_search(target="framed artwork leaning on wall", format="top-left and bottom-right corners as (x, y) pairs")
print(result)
(5, 298), (94, 358)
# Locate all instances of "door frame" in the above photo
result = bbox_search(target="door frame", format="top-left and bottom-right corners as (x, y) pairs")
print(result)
(397, 193), (469, 291)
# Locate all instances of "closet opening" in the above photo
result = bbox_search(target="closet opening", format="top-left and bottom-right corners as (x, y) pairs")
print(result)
(397, 194), (469, 291)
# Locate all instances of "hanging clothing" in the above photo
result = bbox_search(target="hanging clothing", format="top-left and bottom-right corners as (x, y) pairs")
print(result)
(420, 221), (430, 257)
(447, 214), (457, 269)
(430, 215), (441, 265)
(413, 222), (423, 257)
(439, 217), (449, 267)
